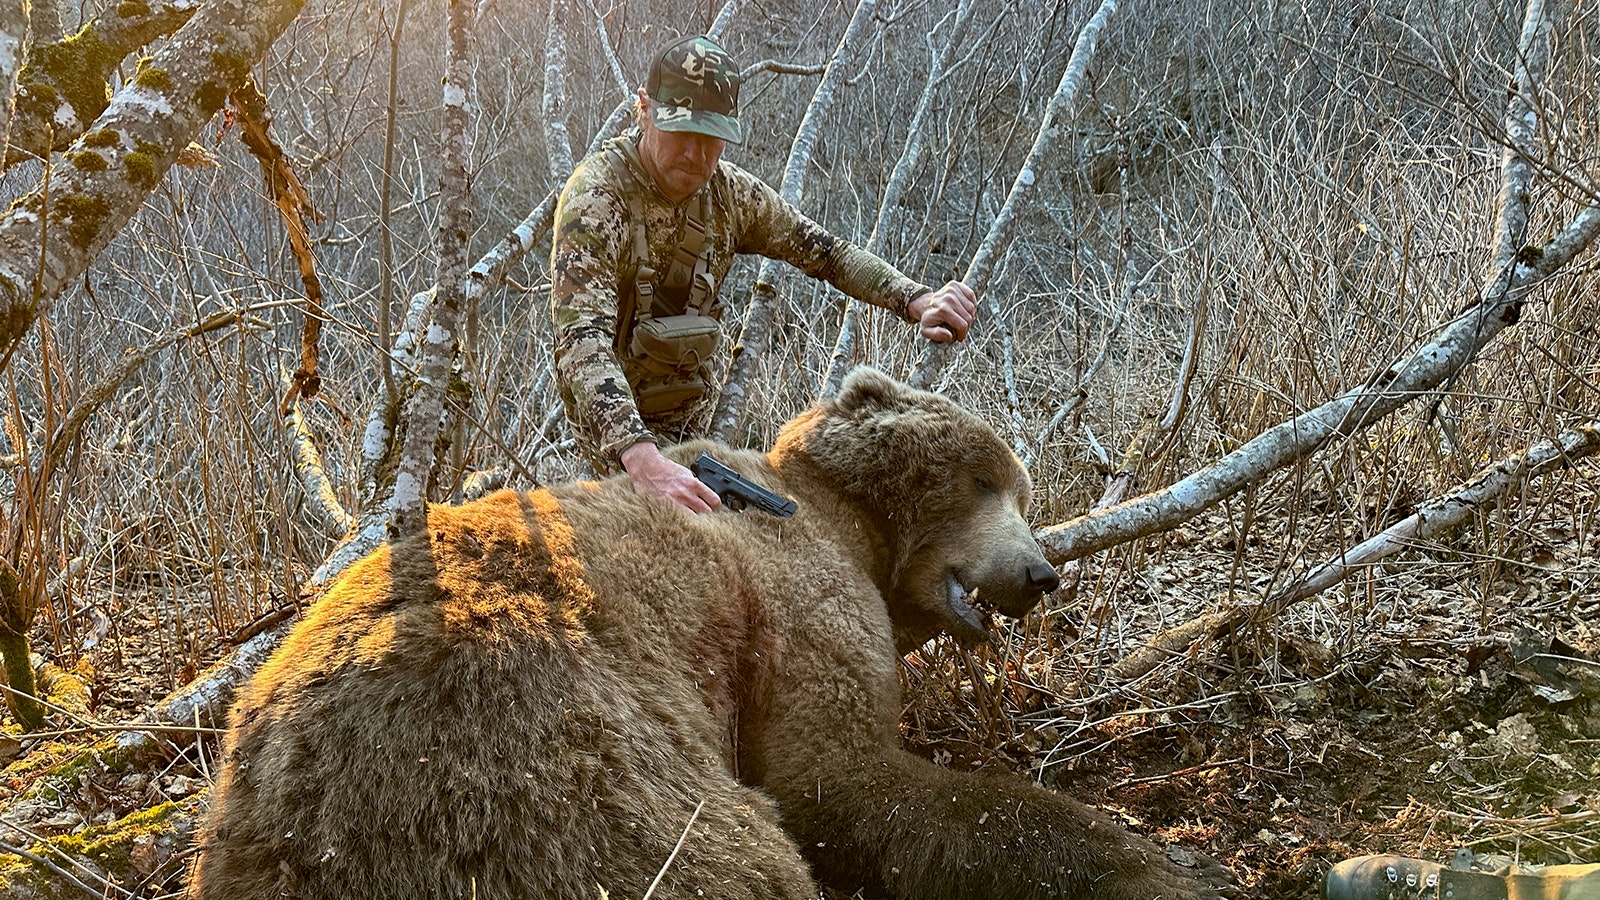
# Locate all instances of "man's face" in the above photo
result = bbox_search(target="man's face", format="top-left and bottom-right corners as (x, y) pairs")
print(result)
(638, 95), (726, 204)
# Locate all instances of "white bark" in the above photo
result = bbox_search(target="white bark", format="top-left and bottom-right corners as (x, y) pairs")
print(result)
(710, 0), (879, 441)
(910, 0), (1120, 390)
(542, 0), (573, 180)
(0, 0), (307, 367)
(708, 0), (745, 38)
(285, 399), (353, 536)
(0, 0), (24, 154)
(1491, 0), (1551, 280)
(1034, 0), (1593, 566)
(821, 0), (979, 398)
(390, 0), (475, 537)
(1112, 419), (1600, 682)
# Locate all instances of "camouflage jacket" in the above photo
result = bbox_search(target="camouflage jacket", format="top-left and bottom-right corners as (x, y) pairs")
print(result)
(550, 133), (930, 470)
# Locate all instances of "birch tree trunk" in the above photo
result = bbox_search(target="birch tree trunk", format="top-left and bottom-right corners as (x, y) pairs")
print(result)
(1034, 0), (1593, 567)
(709, 0), (879, 441)
(820, 0), (978, 398)
(389, 0), (475, 537)
(909, 0), (1120, 391)
(542, 0), (574, 180)
(0, 0), (307, 369)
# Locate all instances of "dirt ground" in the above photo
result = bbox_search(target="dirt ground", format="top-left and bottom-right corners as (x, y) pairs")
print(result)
(3, 498), (1598, 899)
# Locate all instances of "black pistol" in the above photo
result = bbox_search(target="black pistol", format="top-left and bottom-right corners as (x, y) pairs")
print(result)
(690, 452), (797, 517)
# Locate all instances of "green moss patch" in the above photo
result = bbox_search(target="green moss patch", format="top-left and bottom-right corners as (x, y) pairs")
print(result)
(133, 67), (171, 92)
(52, 193), (111, 250)
(68, 150), (108, 172)
(82, 129), (121, 149)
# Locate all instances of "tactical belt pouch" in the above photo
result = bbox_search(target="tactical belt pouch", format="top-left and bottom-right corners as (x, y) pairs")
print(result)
(633, 376), (709, 416)
(630, 314), (720, 375)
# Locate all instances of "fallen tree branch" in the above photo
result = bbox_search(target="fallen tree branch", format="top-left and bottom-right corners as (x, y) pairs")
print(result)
(1251, 419), (1600, 623)
(1111, 418), (1600, 682)
(1034, 0), (1594, 567)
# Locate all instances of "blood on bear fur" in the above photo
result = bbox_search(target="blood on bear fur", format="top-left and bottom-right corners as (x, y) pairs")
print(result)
(190, 367), (1227, 900)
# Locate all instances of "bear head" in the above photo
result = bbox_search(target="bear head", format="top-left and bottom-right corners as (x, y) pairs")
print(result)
(773, 367), (1061, 653)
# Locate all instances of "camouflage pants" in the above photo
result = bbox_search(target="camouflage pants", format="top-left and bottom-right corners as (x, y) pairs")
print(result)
(575, 396), (715, 477)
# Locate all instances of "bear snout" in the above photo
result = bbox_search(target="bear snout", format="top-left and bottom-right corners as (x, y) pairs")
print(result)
(1026, 560), (1061, 593)
(973, 553), (1057, 619)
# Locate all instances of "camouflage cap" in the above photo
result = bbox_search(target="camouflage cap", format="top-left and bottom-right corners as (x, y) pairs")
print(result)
(646, 36), (743, 145)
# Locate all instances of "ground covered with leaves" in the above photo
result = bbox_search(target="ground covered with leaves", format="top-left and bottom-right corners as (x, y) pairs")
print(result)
(901, 493), (1600, 899)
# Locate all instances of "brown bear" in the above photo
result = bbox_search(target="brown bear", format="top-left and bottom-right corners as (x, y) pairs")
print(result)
(191, 368), (1228, 900)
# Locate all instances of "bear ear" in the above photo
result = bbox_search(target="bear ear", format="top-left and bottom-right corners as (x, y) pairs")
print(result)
(834, 366), (907, 414)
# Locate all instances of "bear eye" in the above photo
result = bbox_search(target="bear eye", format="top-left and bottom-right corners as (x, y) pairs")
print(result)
(975, 476), (996, 495)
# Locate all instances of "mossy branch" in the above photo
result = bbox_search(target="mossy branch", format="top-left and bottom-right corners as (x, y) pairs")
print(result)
(0, 628), (45, 731)
(0, 0), (309, 375)
(5, 0), (204, 168)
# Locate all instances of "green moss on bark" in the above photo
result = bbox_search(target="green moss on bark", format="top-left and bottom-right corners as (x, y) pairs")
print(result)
(124, 150), (158, 189)
(0, 630), (45, 731)
(82, 129), (121, 149)
(132, 67), (171, 92)
(15, 24), (124, 135)
(52, 194), (112, 251)
(53, 801), (181, 870)
(68, 151), (108, 172)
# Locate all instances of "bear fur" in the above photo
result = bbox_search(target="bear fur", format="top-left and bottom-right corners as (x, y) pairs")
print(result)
(191, 368), (1227, 900)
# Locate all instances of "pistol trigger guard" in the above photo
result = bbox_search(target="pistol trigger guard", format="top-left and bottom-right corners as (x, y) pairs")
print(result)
(723, 493), (745, 512)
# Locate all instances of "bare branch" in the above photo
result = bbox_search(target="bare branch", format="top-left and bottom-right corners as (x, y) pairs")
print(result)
(911, 0), (1120, 390)
(711, 0), (880, 441)
(738, 59), (827, 79)
(377, 0), (412, 405)
(1034, 0), (1596, 566)
(822, 0), (978, 398)
(542, 0), (574, 179)
(1258, 420), (1600, 622)
(5, 0), (205, 167)
(41, 308), (251, 482)
(284, 399), (353, 536)
(230, 77), (328, 415)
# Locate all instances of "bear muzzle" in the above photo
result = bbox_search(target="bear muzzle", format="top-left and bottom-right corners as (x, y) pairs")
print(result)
(941, 557), (1060, 646)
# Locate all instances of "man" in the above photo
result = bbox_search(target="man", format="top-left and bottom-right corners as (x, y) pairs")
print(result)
(551, 35), (977, 513)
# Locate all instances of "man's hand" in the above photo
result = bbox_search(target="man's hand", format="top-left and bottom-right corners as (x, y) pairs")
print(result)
(620, 442), (723, 514)
(907, 280), (978, 342)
